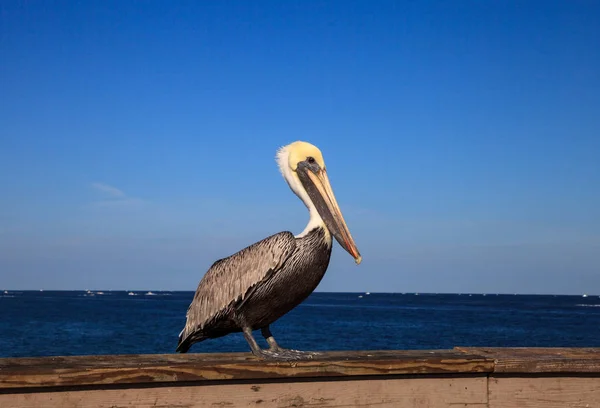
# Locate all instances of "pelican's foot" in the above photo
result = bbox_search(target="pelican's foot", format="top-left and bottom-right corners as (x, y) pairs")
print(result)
(274, 347), (323, 359)
(253, 348), (322, 361)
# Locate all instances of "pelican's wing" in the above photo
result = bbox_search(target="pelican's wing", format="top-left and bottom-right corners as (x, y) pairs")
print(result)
(179, 231), (296, 339)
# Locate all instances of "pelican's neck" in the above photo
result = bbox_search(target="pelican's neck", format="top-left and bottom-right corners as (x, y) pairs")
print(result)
(276, 145), (331, 242)
(297, 199), (325, 238)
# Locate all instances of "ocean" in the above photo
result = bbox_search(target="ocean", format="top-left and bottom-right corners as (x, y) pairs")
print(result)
(0, 290), (598, 358)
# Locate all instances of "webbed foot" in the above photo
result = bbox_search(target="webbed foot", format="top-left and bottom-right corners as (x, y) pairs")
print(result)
(253, 348), (322, 361)
(245, 326), (322, 361)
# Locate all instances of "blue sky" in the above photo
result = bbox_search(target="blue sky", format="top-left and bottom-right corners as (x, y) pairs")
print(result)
(1, 1), (599, 294)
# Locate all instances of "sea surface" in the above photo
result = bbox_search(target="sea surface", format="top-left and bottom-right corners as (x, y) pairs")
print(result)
(0, 290), (598, 358)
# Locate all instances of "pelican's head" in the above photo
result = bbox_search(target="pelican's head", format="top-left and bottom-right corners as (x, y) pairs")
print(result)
(276, 141), (362, 265)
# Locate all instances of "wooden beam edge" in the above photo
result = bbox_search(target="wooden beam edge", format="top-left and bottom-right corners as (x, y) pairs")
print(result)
(0, 349), (493, 390)
(2, 347), (600, 390)
(455, 347), (600, 374)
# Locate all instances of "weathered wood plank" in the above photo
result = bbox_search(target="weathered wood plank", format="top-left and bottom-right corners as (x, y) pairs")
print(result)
(489, 376), (600, 408)
(457, 347), (600, 373)
(0, 376), (489, 408)
(0, 349), (494, 389)
(2, 348), (600, 407)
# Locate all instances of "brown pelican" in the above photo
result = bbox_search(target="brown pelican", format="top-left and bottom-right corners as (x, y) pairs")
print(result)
(176, 141), (361, 360)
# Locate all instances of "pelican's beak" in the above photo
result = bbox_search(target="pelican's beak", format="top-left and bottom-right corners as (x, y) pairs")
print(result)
(297, 163), (362, 264)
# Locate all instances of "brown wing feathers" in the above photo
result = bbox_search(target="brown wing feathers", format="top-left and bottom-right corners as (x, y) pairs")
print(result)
(177, 231), (296, 351)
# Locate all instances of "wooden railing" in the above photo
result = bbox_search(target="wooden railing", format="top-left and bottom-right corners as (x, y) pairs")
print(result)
(1, 347), (599, 407)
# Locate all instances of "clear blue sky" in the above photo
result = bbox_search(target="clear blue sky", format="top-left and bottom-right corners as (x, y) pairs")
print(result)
(1, 1), (599, 294)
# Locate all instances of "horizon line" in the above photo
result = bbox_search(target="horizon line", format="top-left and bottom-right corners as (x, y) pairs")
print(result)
(1, 289), (596, 297)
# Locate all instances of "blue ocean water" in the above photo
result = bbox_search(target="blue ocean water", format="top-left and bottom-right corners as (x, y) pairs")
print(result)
(0, 290), (598, 358)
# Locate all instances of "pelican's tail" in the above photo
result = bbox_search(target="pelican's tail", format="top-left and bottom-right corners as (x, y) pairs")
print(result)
(175, 336), (192, 353)
(176, 328), (206, 353)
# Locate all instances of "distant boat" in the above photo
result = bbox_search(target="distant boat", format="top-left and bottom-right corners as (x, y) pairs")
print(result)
(96, 291), (104, 295)
(583, 294), (588, 298)
(358, 295), (363, 298)
(145, 291), (156, 296)
(3, 290), (7, 294)
(128, 292), (137, 296)
(365, 292), (370, 295)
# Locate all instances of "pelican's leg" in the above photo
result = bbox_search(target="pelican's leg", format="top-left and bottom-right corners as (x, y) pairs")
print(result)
(241, 326), (289, 361)
(242, 326), (267, 357)
(242, 326), (319, 361)
(242, 326), (289, 361)
(261, 326), (282, 350)
(260, 326), (322, 359)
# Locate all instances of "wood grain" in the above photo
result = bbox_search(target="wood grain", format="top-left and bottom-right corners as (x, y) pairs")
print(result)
(0, 349), (494, 389)
(2, 348), (600, 407)
(0, 376), (488, 408)
(489, 376), (600, 408)
(457, 347), (600, 373)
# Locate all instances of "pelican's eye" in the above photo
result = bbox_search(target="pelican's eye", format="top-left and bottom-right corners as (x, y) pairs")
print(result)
(307, 156), (316, 164)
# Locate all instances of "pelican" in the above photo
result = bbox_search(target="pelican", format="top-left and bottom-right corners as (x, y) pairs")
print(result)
(176, 141), (361, 361)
